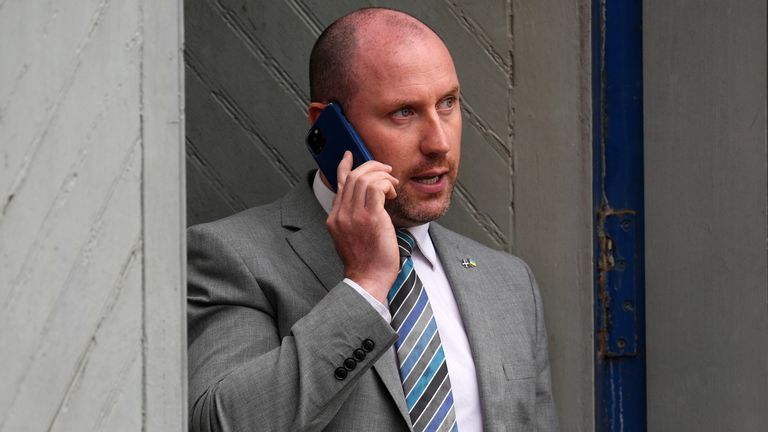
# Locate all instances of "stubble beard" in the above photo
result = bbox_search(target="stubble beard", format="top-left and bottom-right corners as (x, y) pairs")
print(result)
(385, 175), (457, 228)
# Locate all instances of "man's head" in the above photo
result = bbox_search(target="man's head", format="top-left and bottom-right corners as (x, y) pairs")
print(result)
(308, 8), (462, 228)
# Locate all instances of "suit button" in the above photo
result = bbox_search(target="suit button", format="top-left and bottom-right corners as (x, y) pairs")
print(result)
(334, 367), (348, 380)
(353, 348), (366, 362)
(344, 358), (357, 370)
(362, 338), (375, 352)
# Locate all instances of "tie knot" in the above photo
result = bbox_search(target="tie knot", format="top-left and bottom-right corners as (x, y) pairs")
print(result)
(395, 229), (415, 257)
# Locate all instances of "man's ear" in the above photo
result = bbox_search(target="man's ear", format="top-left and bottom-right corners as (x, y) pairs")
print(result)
(308, 102), (327, 125)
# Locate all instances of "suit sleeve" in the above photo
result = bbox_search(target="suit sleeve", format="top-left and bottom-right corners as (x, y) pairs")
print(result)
(524, 264), (560, 431)
(187, 225), (398, 432)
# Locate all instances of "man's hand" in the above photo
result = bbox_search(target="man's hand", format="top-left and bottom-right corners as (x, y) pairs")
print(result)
(327, 151), (400, 304)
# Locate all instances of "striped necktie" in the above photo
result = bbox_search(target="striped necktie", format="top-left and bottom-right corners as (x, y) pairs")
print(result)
(388, 229), (458, 432)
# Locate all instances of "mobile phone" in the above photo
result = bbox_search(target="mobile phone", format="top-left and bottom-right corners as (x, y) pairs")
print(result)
(306, 103), (373, 191)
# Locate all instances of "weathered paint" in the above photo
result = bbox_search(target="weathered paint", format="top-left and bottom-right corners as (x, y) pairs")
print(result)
(592, 0), (647, 430)
(597, 207), (638, 357)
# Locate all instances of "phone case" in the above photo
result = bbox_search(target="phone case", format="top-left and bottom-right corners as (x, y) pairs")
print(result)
(306, 103), (373, 191)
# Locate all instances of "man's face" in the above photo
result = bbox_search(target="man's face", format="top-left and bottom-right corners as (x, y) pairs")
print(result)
(343, 34), (462, 228)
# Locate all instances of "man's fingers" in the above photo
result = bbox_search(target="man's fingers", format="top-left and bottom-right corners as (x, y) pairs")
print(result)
(335, 151), (354, 191)
(346, 171), (398, 209)
(365, 177), (398, 209)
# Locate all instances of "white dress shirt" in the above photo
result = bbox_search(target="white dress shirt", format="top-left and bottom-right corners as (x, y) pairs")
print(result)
(312, 172), (482, 431)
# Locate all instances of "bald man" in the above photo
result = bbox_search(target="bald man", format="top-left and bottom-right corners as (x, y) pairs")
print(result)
(188, 8), (558, 432)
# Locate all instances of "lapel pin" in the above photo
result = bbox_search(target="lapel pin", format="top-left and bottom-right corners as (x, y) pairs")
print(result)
(460, 258), (477, 268)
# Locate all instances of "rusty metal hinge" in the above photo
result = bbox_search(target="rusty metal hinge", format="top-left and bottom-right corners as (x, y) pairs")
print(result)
(597, 206), (639, 358)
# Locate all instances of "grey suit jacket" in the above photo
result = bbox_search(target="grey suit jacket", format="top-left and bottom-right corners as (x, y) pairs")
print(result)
(188, 177), (559, 432)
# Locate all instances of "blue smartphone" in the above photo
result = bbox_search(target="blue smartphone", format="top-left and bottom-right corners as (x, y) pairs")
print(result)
(306, 103), (373, 191)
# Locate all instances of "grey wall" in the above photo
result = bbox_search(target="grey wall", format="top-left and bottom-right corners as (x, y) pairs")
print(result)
(185, 1), (594, 430)
(0, 1), (186, 431)
(644, 1), (768, 430)
(513, 1), (594, 430)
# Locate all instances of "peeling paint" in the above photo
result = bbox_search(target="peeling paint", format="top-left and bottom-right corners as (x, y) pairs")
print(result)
(596, 204), (635, 357)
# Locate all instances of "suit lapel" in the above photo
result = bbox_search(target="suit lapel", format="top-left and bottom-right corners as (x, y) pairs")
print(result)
(286, 219), (344, 292)
(430, 224), (507, 432)
(281, 179), (343, 292)
(280, 179), (412, 426)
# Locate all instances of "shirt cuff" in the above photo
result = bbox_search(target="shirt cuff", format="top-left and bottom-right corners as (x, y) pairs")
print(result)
(343, 278), (392, 323)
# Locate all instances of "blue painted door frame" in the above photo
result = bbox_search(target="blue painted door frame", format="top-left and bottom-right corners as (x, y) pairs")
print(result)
(592, 1), (646, 430)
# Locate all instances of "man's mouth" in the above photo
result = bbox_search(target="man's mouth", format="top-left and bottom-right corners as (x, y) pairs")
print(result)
(413, 175), (441, 185)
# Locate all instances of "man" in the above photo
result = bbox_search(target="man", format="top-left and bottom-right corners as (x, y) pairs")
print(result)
(188, 7), (558, 432)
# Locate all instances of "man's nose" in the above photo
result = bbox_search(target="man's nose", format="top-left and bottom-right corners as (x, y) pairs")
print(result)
(419, 111), (451, 156)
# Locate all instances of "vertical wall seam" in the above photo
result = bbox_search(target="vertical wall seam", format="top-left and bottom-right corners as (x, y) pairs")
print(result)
(176, 0), (189, 424)
(137, 0), (147, 429)
(507, 0), (516, 253)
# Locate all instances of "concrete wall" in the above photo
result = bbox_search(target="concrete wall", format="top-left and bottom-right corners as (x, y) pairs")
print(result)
(0, 1), (186, 431)
(185, 1), (594, 430)
(644, 1), (768, 430)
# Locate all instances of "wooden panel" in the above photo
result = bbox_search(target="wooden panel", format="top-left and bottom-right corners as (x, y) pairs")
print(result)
(512, 0), (595, 430)
(644, 0), (768, 429)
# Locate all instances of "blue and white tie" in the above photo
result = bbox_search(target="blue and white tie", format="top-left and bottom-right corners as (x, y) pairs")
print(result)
(388, 229), (458, 432)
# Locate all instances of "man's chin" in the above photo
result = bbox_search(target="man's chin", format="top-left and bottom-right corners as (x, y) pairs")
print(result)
(386, 194), (452, 227)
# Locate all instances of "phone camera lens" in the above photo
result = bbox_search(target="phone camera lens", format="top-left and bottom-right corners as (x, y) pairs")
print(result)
(308, 128), (325, 155)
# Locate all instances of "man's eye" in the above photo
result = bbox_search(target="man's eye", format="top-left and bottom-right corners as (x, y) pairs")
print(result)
(393, 107), (414, 118)
(438, 97), (456, 110)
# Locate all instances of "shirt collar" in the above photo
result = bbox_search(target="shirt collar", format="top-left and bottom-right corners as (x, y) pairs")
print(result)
(311, 171), (438, 269)
(312, 170), (335, 214)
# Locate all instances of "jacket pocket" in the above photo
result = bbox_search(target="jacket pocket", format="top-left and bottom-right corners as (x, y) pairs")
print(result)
(502, 361), (536, 430)
(503, 361), (537, 380)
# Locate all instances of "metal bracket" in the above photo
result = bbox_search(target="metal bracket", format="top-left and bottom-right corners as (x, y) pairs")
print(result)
(597, 207), (639, 357)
